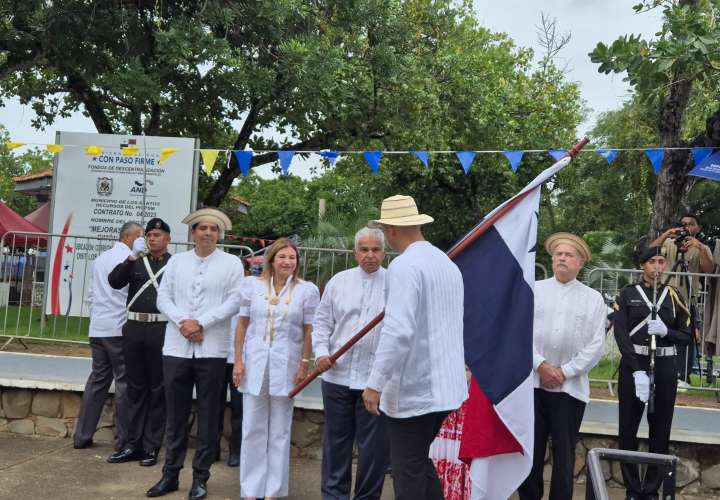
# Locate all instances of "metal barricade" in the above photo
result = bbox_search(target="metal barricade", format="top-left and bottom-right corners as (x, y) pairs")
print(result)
(0, 231), (253, 346)
(585, 267), (720, 393)
(586, 448), (677, 500)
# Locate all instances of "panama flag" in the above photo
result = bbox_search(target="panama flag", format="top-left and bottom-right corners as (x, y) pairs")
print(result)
(444, 153), (575, 499)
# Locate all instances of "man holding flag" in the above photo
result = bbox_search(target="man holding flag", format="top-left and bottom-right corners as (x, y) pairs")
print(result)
(362, 195), (468, 500)
(517, 233), (606, 500)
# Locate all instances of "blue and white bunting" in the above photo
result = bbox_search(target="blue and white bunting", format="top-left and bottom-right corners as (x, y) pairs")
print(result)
(456, 151), (477, 174)
(548, 149), (567, 161)
(363, 151), (383, 176)
(690, 150), (720, 181)
(277, 150), (295, 175)
(319, 150), (340, 167)
(502, 150), (524, 172)
(595, 149), (619, 165)
(233, 150), (254, 177)
(691, 147), (713, 167)
(644, 148), (665, 174)
(412, 150), (429, 168)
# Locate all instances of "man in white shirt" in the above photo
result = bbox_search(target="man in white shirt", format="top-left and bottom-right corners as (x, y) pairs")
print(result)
(518, 233), (606, 500)
(362, 195), (467, 500)
(147, 208), (244, 500)
(314, 227), (390, 500)
(74, 221), (143, 450)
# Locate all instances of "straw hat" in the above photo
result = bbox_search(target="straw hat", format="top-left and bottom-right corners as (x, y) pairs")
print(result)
(182, 207), (232, 232)
(368, 195), (434, 228)
(544, 232), (592, 262)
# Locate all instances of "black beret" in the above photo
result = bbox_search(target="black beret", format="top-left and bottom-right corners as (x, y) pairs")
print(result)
(638, 245), (664, 264)
(145, 218), (170, 234)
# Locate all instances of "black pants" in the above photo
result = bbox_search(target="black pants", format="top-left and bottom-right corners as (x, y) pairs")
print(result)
(321, 381), (389, 500)
(217, 362), (243, 457)
(386, 410), (449, 500)
(618, 356), (678, 498)
(676, 341), (695, 381)
(122, 320), (166, 452)
(74, 337), (128, 449)
(518, 389), (586, 500)
(162, 355), (226, 482)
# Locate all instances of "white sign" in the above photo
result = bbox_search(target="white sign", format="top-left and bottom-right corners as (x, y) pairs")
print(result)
(47, 131), (198, 316)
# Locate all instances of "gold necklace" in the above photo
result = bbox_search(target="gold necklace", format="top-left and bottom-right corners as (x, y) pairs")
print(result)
(263, 276), (295, 345)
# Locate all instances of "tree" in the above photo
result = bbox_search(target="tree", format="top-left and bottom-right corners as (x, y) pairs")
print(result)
(0, 127), (50, 215)
(590, 0), (720, 237)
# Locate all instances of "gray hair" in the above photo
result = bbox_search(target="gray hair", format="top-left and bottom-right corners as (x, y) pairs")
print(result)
(354, 227), (385, 249)
(119, 221), (143, 240)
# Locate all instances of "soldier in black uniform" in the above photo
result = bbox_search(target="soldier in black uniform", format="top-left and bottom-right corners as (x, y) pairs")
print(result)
(613, 246), (691, 500)
(107, 218), (172, 466)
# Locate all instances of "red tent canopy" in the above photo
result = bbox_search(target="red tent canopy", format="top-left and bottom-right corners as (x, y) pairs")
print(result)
(24, 201), (50, 232)
(0, 201), (46, 248)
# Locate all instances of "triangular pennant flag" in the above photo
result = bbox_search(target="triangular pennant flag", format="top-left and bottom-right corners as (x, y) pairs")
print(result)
(159, 147), (177, 165)
(690, 150), (720, 181)
(200, 149), (220, 176)
(233, 150), (254, 177)
(595, 148), (619, 165)
(5, 141), (25, 151)
(121, 146), (139, 156)
(644, 148), (665, 174)
(46, 144), (64, 154)
(691, 147), (713, 167)
(363, 151), (383, 176)
(412, 151), (429, 168)
(548, 149), (567, 161)
(319, 150), (340, 166)
(277, 150), (295, 175)
(85, 146), (103, 156)
(502, 150), (524, 172)
(455, 151), (476, 174)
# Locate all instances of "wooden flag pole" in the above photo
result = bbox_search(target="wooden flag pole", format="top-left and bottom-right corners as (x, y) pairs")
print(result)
(288, 137), (590, 398)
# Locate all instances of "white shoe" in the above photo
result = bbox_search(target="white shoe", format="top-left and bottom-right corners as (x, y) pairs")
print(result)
(676, 380), (690, 392)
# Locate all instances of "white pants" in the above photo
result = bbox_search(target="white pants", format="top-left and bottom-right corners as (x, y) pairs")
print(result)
(240, 364), (294, 498)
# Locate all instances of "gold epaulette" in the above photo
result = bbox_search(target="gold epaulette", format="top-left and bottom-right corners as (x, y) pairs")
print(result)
(666, 285), (691, 325)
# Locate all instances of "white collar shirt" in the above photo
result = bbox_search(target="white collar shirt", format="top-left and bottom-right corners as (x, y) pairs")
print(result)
(237, 276), (320, 396)
(366, 241), (467, 418)
(312, 266), (386, 390)
(88, 242), (132, 338)
(532, 277), (607, 403)
(157, 248), (245, 359)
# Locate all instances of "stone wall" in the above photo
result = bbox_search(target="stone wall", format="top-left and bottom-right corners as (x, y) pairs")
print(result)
(3, 386), (720, 495)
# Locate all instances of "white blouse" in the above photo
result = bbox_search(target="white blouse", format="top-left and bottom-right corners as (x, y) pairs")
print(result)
(237, 276), (320, 397)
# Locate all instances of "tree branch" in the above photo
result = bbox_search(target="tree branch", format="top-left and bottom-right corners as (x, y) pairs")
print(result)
(65, 71), (114, 133)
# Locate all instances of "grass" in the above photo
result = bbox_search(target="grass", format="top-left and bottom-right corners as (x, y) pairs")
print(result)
(0, 305), (90, 343)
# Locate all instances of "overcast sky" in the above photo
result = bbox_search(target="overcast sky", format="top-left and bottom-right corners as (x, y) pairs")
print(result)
(1, 1), (664, 176)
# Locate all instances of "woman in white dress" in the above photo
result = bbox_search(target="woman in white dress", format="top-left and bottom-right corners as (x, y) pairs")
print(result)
(233, 238), (319, 500)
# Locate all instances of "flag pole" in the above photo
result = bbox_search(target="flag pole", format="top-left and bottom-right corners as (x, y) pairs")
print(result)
(288, 137), (590, 398)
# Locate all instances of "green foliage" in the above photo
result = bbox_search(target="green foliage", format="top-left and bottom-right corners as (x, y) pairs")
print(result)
(0, 127), (50, 215)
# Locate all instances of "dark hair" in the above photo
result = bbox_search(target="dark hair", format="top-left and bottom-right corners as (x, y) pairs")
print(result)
(681, 212), (701, 227)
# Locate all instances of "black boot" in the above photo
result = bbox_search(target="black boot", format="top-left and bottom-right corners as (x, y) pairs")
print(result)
(146, 474), (179, 497)
(139, 448), (160, 467)
(188, 478), (207, 500)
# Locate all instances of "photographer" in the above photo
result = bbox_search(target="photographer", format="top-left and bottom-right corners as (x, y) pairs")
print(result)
(650, 212), (714, 387)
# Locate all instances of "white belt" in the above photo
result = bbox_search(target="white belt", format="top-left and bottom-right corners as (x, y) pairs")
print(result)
(633, 345), (677, 357)
(127, 311), (167, 323)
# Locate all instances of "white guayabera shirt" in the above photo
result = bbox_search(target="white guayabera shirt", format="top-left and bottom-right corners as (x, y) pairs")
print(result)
(87, 242), (131, 338)
(532, 277), (607, 403)
(312, 266), (387, 390)
(157, 248), (245, 359)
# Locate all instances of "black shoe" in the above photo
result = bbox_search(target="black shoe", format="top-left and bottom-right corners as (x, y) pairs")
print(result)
(73, 439), (93, 449)
(107, 447), (143, 463)
(146, 474), (179, 497)
(226, 452), (239, 467)
(188, 479), (207, 500)
(139, 448), (160, 467)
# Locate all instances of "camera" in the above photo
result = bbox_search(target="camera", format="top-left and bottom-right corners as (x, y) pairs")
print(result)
(672, 224), (691, 253)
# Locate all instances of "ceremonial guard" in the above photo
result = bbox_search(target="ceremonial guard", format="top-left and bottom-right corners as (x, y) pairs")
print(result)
(74, 221), (143, 451)
(313, 227), (390, 500)
(613, 246), (691, 500)
(147, 208), (245, 500)
(107, 218), (172, 466)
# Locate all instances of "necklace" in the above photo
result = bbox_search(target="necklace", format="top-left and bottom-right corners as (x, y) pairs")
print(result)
(263, 276), (295, 345)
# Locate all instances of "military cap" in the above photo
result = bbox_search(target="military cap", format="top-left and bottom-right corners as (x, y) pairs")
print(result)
(638, 245), (665, 264)
(145, 218), (170, 234)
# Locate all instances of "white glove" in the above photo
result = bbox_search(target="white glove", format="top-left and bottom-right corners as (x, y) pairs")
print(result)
(130, 236), (146, 258)
(647, 318), (668, 337)
(633, 371), (650, 402)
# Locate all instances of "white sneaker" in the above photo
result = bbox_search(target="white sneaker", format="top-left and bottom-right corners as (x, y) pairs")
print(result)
(676, 380), (690, 392)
